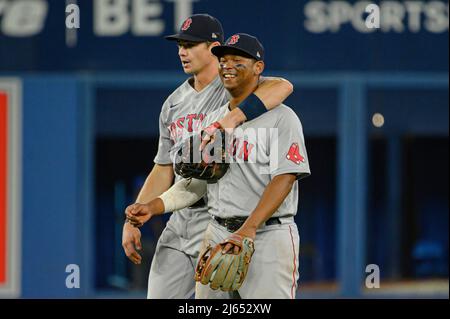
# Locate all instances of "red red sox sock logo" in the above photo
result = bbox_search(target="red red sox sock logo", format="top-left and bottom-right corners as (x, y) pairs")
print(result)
(181, 18), (192, 31)
(228, 34), (240, 45)
(286, 143), (305, 165)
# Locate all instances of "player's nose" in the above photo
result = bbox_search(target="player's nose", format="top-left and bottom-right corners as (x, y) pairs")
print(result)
(178, 46), (188, 57)
(220, 61), (233, 70)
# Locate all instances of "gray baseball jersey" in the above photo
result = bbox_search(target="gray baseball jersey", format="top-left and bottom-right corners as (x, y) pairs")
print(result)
(202, 103), (311, 219)
(154, 75), (229, 166)
(194, 102), (309, 299)
(147, 75), (229, 299)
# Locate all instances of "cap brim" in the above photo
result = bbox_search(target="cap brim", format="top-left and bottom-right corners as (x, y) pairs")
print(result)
(211, 46), (260, 60)
(165, 33), (207, 42)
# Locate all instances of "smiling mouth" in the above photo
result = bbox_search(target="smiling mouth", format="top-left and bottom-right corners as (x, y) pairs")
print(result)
(222, 74), (237, 79)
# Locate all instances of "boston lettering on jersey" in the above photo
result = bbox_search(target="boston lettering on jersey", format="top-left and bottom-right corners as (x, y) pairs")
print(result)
(228, 138), (254, 162)
(169, 113), (206, 142)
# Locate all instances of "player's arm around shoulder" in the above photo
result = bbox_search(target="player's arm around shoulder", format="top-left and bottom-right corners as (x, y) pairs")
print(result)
(255, 76), (294, 110)
(216, 77), (293, 129)
(200, 78), (293, 149)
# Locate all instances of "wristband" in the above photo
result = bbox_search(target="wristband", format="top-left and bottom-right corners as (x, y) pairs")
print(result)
(238, 93), (267, 121)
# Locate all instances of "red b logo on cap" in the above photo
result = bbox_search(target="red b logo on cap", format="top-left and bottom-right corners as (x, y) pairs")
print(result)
(228, 34), (240, 45)
(181, 18), (192, 31)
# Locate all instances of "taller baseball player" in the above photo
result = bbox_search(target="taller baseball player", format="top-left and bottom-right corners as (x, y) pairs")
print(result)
(127, 33), (311, 299)
(122, 14), (294, 299)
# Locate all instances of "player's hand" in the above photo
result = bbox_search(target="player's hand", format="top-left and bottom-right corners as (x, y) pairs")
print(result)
(200, 108), (247, 150)
(199, 121), (223, 151)
(125, 203), (155, 227)
(199, 119), (237, 151)
(122, 221), (142, 265)
(221, 227), (256, 255)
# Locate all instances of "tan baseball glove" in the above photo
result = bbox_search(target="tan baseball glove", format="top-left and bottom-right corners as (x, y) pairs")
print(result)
(194, 233), (255, 291)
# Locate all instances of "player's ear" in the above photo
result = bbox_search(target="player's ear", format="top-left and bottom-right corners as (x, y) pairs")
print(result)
(208, 41), (221, 51)
(253, 61), (264, 75)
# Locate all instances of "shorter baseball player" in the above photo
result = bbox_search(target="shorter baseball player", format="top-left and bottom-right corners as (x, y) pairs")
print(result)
(127, 34), (311, 299)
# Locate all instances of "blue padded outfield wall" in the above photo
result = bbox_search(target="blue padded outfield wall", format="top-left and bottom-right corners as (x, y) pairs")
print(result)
(12, 73), (447, 298)
(20, 77), (88, 297)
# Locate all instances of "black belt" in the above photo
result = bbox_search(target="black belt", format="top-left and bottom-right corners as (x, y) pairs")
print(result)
(213, 216), (281, 233)
(189, 198), (206, 208)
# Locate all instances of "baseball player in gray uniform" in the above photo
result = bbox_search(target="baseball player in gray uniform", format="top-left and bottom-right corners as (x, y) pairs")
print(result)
(122, 15), (294, 299)
(126, 33), (311, 299)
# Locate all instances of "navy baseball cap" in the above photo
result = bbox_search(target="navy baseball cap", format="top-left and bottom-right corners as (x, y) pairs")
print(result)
(165, 14), (224, 44)
(211, 33), (265, 61)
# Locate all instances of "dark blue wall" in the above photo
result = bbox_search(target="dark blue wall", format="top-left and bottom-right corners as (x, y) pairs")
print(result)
(1, 0), (448, 71)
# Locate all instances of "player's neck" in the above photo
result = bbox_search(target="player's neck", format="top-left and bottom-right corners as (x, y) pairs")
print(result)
(193, 62), (219, 92)
(229, 80), (259, 110)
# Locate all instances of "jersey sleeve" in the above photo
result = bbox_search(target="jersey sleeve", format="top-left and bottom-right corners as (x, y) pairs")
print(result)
(269, 108), (311, 180)
(153, 101), (174, 165)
